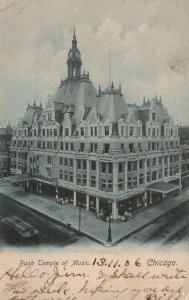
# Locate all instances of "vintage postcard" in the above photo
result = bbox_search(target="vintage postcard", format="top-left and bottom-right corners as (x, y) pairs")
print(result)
(0, 0), (189, 299)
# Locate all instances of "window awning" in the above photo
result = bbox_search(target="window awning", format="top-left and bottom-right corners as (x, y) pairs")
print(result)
(147, 182), (180, 194)
(5, 174), (33, 183)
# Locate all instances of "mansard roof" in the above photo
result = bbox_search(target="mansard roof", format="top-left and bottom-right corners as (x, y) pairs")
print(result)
(139, 97), (169, 124)
(96, 86), (128, 122)
(52, 75), (97, 125)
(21, 103), (43, 127)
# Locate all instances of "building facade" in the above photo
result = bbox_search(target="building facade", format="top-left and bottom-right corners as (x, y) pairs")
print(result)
(0, 124), (13, 177)
(10, 31), (182, 220)
(180, 126), (189, 187)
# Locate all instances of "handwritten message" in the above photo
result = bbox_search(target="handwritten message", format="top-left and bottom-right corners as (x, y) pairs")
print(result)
(0, 255), (188, 300)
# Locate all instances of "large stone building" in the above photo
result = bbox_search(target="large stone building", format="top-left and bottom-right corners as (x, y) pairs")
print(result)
(0, 124), (12, 177)
(10, 31), (182, 220)
(180, 126), (189, 187)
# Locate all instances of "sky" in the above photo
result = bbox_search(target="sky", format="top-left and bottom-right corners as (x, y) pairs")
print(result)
(0, 0), (189, 127)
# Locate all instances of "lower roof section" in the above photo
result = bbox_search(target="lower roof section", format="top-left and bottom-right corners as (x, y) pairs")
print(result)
(5, 174), (33, 183)
(147, 181), (180, 194)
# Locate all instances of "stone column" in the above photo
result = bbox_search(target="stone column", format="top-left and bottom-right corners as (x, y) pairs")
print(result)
(96, 161), (100, 190)
(96, 197), (99, 213)
(86, 160), (90, 187)
(113, 162), (118, 193)
(167, 155), (170, 177)
(73, 158), (76, 184)
(137, 160), (139, 187)
(162, 156), (165, 179)
(112, 199), (118, 220)
(73, 191), (76, 206)
(144, 159), (147, 184)
(86, 194), (89, 210)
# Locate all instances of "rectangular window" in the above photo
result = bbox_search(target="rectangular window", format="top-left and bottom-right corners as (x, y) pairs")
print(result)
(104, 143), (110, 153)
(152, 158), (156, 167)
(64, 171), (68, 181)
(129, 143), (134, 152)
(59, 170), (63, 179)
(94, 127), (97, 136)
(83, 160), (86, 169)
(101, 162), (106, 173)
(69, 158), (73, 167)
(139, 160), (143, 169)
(90, 176), (96, 187)
(64, 158), (68, 166)
(147, 172), (151, 182)
(128, 162), (131, 172)
(104, 126), (109, 136)
(59, 157), (63, 165)
(61, 142), (64, 150)
(90, 127), (93, 136)
(65, 142), (69, 151)
(152, 171), (157, 181)
(118, 179), (124, 190)
(133, 161), (137, 171)
(152, 113), (156, 121)
(65, 128), (69, 136)
(129, 127), (134, 136)
(108, 163), (112, 174)
(91, 161), (96, 171)
(70, 143), (74, 151)
(54, 129), (57, 136)
(69, 172), (73, 182)
(118, 162), (123, 173)
(80, 143), (85, 152)
(77, 160), (81, 169)
(147, 159), (150, 167)
(47, 156), (51, 164)
(80, 127), (85, 136)
(139, 174), (144, 185)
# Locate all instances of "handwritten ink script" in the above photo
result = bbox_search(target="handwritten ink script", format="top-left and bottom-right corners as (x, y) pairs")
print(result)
(0, 256), (188, 300)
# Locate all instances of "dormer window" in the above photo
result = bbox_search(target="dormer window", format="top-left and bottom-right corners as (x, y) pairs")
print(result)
(152, 113), (156, 121)
(129, 127), (134, 136)
(65, 128), (69, 136)
(80, 127), (85, 136)
(104, 126), (109, 136)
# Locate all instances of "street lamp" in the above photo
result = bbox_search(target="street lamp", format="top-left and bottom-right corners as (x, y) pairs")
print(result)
(106, 200), (112, 244)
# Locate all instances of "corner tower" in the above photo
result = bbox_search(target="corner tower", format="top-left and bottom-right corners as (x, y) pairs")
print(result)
(67, 29), (82, 80)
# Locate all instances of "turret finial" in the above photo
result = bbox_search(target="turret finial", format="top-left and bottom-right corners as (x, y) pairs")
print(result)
(73, 27), (76, 39)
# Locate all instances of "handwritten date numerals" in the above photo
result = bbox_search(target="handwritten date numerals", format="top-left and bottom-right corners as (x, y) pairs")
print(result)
(92, 258), (121, 268)
(93, 258), (141, 268)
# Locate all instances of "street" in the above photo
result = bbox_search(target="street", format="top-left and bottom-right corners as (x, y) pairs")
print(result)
(118, 200), (189, 251)
(0, 193), (82, 248)
(0, 187), (188, 251)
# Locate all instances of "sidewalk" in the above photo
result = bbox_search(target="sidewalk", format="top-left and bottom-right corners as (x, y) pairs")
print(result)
(0, 179), (189, 246)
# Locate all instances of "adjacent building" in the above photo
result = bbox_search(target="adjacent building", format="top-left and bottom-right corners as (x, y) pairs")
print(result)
(10, 31), (182, 220)
(180, 126), (189, 187)
(0, 124), (13, 177)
